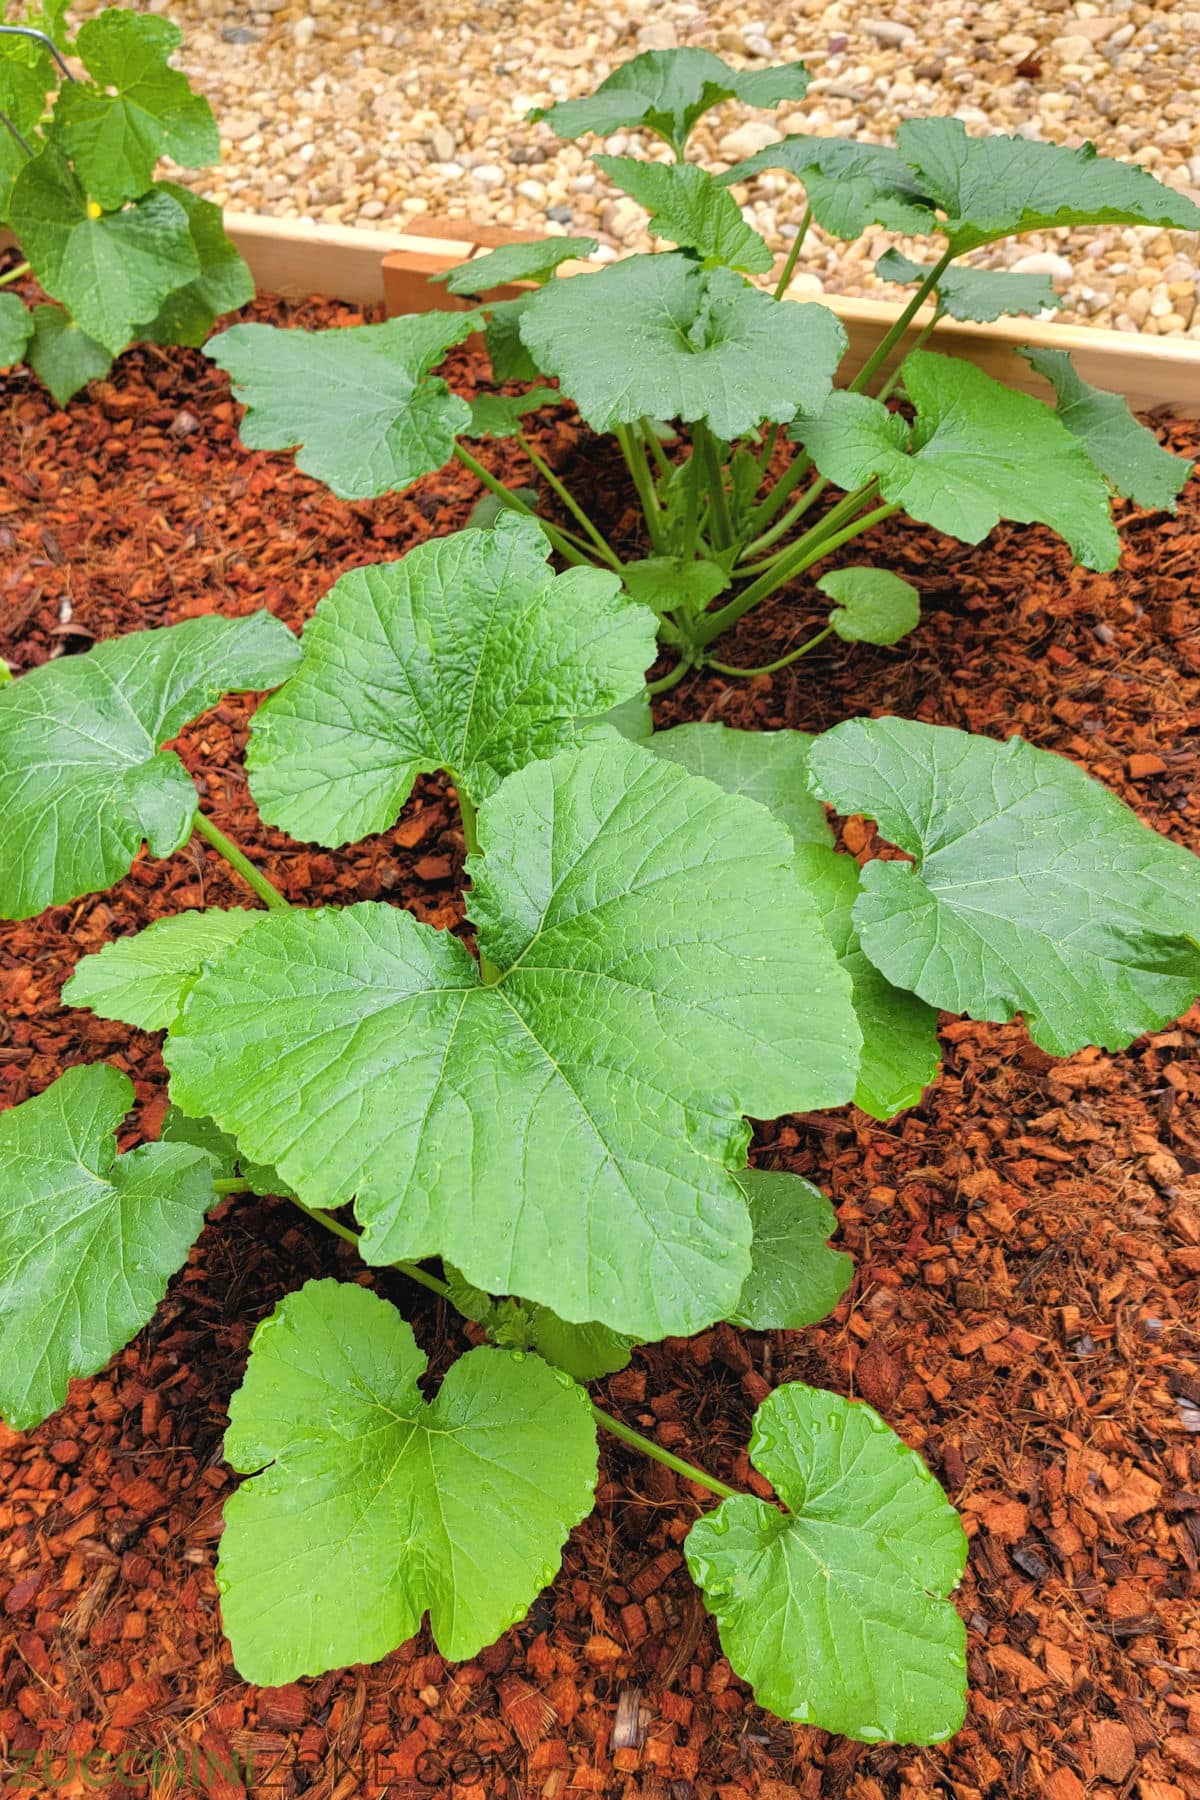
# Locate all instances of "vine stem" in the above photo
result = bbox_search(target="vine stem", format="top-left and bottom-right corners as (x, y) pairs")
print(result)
(615, 423), (666, 551)
(707, 623), (835, 679)
(193, 811), (290, 911)
(645, 658), (690, 696)
(848, 248), (953, 395)
(0, 259), (30, 289)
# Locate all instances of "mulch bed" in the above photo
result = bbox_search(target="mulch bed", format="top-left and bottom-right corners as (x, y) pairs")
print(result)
(1, 288), (1198, 1800)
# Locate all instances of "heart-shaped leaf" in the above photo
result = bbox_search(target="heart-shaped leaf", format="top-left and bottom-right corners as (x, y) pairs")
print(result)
(464, 386), (560, 438)
(729, 1170), (852, 1330)
(521, 252), (846, 439)
(0, 1064), (215, 1429)
(619, 555), (730, 622)
(24, 303), (112, 406)
(0, 291), (32, 367)
(686, 1383), (968, 1742)
(206, 311), (482, 498)
(720, 135), (937, 239)
(64, 908), (262, 1032)
(247, 515), (656, 843)
(1018, 346), (1194, 513)
(0, 610), (299, 919)
(593, 157), (773, 273)
(794, 350), (1119, 570)
(808, 717), (1200, 1055)
(649, 722), (833, 849)
(875, 249), (1062, 324)
(816, 566), (920, 645)
(219, 1279), (598, 1682)
(439, 235), (597, 295)
(165, 740), (861, 1338)
(134, 183), (254, 347)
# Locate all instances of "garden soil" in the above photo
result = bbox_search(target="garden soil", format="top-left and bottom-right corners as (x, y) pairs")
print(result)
(1, 293), (1198, 1800)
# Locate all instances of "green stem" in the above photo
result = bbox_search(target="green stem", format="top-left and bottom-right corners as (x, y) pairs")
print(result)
(591, 1406), (741, 1502)
(0, 260), (30, 289)
(290, 1195), (453, 1298)
(707, 623), (835, 679)
(193, 811), (290, 911)
(873, 310), (942, 404)
(640, 417), (674, 483)
(772, 204), (813, 301)
(849, 249), (953, 396)
(646, 658), (690, 695)
(748, 446), (813, 533)
(517, 434), (622, 570)
(738, 476), (831, 566)
(453, 442), (592, 566)
(694, 422), (733, 551)
(616, 423), (666, 551)
(737, 479), (877, 576)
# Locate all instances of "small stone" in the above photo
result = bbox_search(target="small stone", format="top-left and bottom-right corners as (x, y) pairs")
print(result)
(546, 204), (573, 224)
(516, 177), (547, 203)
(742, 32), (774, 56)
(221, 116), (259, 143)
(600, 196), (644, 241)
(1011, 251), (1074, 280)
(635, 20), (677, 51)
(1050, 32), (1096, 58)
(862, 18), (916, 44)
(428, 125), (456, 162)
(291, 14), (314, 47)
(471, 163), (505, 192)
(717, 121), (781, 162)
(220, 25), (258, 44)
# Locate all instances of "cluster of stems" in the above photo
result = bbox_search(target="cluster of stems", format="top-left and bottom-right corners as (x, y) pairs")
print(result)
(452, 245), (952, 682)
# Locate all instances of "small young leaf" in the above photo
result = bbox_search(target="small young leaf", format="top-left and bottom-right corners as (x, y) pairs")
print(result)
(794, 351), (1119, 571)
(134, 183), (255, 348)
(531, 48), (810, 158)
(464, 386), (559, 438)
(650, 722), (833, 849)
(619, 555), (730, 620)
(0, 1065), (215, 1430)
(0, 290), (32, 366)
(1018, 346), (1194, 513)
(807, 717), (1200, 1055)
(64, 908), (261, 1032)
(874, 249), (1062, 324)
(816, 566), (920, 646)
(439, 235), (597, 295)
(12, 147), (199, 354)
(728, 1170), (852, 1330)
(160, 1105), (292, 1199)
(0, 611), (299, 919)
(719, 136), (936, 239)
(165, 740), (861, 1339)
(206, 311), (482, 499)
(897, 118), (1200, 253)
(686, 1383), (968, 1742)
(219, 1280), (598, 1682)
(23, 303), (113, 405)
(483, 295), (542, 382)
(795, 844), (941, 1120)
(523, 1307), (636, 1382)
(593, 157), (773, 274)
(247, 515), (656, 843)
(521, 252), (846, 439)
(49, 10), (218, 209)
(466, 486), (540, 529)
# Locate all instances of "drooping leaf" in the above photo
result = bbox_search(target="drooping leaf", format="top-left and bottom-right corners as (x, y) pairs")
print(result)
(815, 566), (920, 646)
(165, 740), (861, 1339)
(650, 722), (833, 849)
(794, 350), (1119, 571)
(160, 1105), (292, 1200)
(593, 157), (772, 274)
(219, 1279), (598, 1682)
(439, 235), (597, 295)
(0, 1064), (215, 1430)
(206, 311), (481, 499)
(807, 716), (1200, 1055)
(531, 48), (810, 157)
(64, 908), (261, 1032)
(0, 289), (32, 366)
(720, 136), (937, 239)
(874, 248), (1061, 324)
(686, 1383), (968, 1742)
(619, 555), (730, 620)
(0, 610), (299, 919)
(23, 303), (112, 405)
(521, 252), (846, 439)
(11, 146), (199, 354)
(794, 844), (941, 1119)
(729, 1169), (852, 1330)
(134, 183), (254, 347)
(522, 1307), (635, 1382)
(483, 295), (541, 382)
(247, 515), (656, 843)
(50, 10), (218, 209)
(897, 118), (1200, 253)
(464, 385), (559, 438)
(1018, 345), (1194, 513)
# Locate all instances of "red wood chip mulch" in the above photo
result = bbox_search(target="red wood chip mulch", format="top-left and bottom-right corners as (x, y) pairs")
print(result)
(1, 293), (1198, 1800)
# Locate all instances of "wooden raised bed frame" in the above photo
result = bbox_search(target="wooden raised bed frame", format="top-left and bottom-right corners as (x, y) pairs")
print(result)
(224, 209), (1200, 417)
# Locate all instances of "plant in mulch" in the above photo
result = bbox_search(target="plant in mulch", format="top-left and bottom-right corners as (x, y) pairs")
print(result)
(3, 513), (1200, 1742)
(205, 46), (1198, 681)
(0, 3), (251, 403)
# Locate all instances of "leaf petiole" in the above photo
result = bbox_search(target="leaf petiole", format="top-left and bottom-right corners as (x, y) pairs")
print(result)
(193, 811), (290, 911)
(452, 442), (594, 567)
(615, 423), (667, 551)
(0, 260), (31, 289)
(850, 247), (953, 396)
(516, 434), (623, 570)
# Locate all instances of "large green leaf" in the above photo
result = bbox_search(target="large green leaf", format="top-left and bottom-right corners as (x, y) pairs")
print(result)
(50, 10), (218, 210)
(439, 235), (597, 295)
(0, 1064), (214, 1429)
(686, 1383), (968, 1742)
(64, 908), (261, 1032)
(794, 350), (1119, 570)
(0, 610), (299, 919)
(11, 147), (199, 354)
(531, 49), (810, 157)
(520, 252), (846, 439)
(815, 565), (920, 646)
(219, 1279), (598, 1682)
(808, 717), (1200, 1056)
(135, 183), (254, 348)
(1018, 346), (1194, 513)
(247, 515), (656, 843)
(874, 249), (1061, 324)
(719, 136), (937, 239)
(729, 1170), (852, 1330)
(0, 290), (32, 366)
(897, 118), (1200, 253)
(206, 311), (481, 499)
(649, 723), (832, 849)
(593, 157), (772, 274)
(165, 740), (861, 1338)
(24, 303), (112, 406)
(795, 844), (941, 1120)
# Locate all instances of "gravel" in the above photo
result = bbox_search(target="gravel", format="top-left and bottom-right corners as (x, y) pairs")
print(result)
(77, 0), (1200, 336)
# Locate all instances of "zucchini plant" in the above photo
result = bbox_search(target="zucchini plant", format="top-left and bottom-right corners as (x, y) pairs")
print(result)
(204, 47), (1198, 681)
(3, 515), (1199, 1741)
(0, 2), (251, 403)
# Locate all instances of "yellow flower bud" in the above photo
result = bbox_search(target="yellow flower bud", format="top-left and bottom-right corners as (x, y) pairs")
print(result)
(86, 200), (103, 220)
